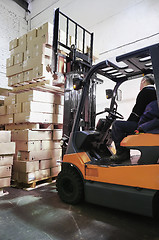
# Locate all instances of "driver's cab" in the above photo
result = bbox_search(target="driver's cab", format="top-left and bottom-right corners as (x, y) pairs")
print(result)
(66, 43), (159, 166)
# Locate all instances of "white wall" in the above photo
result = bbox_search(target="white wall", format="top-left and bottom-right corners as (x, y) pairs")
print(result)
(0, 0), (27, 88)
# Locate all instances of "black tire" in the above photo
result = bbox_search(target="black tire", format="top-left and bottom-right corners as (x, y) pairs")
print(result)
(56, 168), (84, 204)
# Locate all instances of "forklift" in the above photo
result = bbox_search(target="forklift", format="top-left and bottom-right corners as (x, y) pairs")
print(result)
(53, 9), (159, 217)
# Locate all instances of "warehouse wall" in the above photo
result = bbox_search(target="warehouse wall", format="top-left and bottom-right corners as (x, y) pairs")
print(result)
(0, 0), (27, 88)
(27, 0), (159, 119)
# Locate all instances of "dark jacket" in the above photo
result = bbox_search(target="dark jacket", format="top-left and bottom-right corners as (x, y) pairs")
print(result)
(127, 86), (157, 122)
(137, 100), (159, 133)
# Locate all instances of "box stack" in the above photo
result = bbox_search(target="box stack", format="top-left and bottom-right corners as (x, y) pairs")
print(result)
(12, 129), (62, 184)
(0, 131), (15, 189)
(0, 89), (64, 185)
(6, 22), (53, 86)
(1, 22), (64, 186)
(0, 90), (64, 126)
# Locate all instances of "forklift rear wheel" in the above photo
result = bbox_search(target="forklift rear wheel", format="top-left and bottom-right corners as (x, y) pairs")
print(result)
(56, 168), (84, 204)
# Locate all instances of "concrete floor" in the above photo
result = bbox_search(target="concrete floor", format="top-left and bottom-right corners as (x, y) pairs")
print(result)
(0, 182), (159, 240)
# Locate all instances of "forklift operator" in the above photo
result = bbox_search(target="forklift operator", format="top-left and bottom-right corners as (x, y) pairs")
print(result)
(111, 74), (157, 163)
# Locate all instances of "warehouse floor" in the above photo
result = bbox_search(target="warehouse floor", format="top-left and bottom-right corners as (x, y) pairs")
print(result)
(0, 182), (159, 240)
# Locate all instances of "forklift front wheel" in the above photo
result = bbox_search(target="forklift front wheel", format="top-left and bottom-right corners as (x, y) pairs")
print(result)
(56, 168), (84, 204)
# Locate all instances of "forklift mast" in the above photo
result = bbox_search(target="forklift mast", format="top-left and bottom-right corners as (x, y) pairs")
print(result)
(52, 8), (100, 154)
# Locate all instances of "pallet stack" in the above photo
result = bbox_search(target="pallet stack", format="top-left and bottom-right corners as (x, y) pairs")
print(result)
(0, 131), (15, 189)
(0, 22), (64, 187)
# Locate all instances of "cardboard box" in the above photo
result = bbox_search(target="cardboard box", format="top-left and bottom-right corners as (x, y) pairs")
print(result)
(7, 103), (21, 115)
(51, 165), (61, 177)
(0, 142), (15, 155)
(8, 75), (16, 86)
(16, 90), (55, 104)
(24, 55), (51, 71)
(0, 131), (11, 142)
(52, 149), (62, 161)
(17, 168), (50, 183)
(4, 95), (15, 106)
(9, 38), (18, 51)
(19, 150), (53, 161)
(13, 160), (39, 173)
(41, 140), (54, 150)
(6, 105), (14, 114)
(18, 34), (27, 51)
(39, 168), (50, 179)
(0, 106), (6, 115)
(27, 29), (37, 44)
(22, 101), (55, 113)
(0, 165), (12, 178)
(8, 73), (23, 86)
(11, 130), (52, 141)
(14, 103), (22, 114)
(14, 52), (24, 65)
(37, 22), (53, 45)
(53, 129), (63, 140)
(6, 56), (14, 67)
(6, 103), (21, 114)
(52, 141), (61, 149)
(16, 141), (41, 151)
(6, 63), (23, 77)
(37, 22), (53, 37)
(0, 114), (14, 125)
(0, 155), (13, 166)
(14, 112), (54, 123)
(23, 69), (33, 82)
(0, 177), (11, 188)
(24, 48), (33, 61)
(16, 72), (24, 84)
(39, 157), (59, 169)
(18, 171), (37, 183)
(32, 64), (52, 79)
(33, 44), (52, 58)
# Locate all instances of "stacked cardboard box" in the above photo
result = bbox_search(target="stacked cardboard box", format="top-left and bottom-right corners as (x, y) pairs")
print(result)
(12, 129), (62, 184)
(0, 131), (15, 188)
(6, 22), (53, 86)
(0, 90), (64, 126)
(3, 22), (64, 186)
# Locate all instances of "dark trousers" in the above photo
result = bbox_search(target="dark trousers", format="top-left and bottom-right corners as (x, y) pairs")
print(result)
(111, 120), (138, 153)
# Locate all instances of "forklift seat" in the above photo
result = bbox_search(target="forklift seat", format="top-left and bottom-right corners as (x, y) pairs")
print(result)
(121, 134), (159, 164)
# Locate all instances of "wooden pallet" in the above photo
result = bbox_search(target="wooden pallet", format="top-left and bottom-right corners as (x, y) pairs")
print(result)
(11, 77), (49, 87)
(11, 80), (64, 95)
(12, 175), (57, 190)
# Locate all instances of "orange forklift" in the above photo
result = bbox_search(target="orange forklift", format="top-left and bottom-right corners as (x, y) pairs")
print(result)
(56, 42), (159, 217)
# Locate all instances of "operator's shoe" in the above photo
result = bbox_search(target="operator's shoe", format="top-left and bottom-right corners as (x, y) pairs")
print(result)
(110, 150), (130, 164)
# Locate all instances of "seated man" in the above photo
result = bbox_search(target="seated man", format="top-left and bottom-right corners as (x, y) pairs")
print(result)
(111, 74), (157, 163)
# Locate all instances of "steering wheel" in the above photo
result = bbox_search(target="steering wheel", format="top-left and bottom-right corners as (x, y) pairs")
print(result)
(96, 108), (124, 119)
(109, 109), (124, 119)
